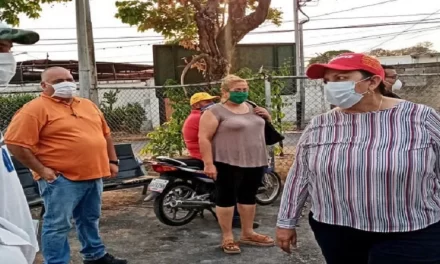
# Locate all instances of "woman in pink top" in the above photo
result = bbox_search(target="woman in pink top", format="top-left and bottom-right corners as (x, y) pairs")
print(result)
(199, 75), (274, 254)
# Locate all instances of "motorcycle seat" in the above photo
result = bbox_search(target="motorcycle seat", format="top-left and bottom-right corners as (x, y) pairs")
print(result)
(173, 157), (204, 169)
(156, 156), (204, 169)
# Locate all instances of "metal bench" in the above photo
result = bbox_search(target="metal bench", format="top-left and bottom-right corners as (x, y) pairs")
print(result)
(103, 143), (157, 192)
(14, 143), (156, 213)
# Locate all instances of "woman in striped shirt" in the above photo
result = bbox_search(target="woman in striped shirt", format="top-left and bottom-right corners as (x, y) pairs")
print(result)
(276, 53), (440, 264)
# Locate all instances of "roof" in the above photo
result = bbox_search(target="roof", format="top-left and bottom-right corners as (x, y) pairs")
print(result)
(18, 59), (153, 72)
(13, 60), (154, 84)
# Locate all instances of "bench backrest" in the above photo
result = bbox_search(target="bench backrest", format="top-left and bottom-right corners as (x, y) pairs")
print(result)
(115, 143), (144, 179)
(11, 156), (41, 203)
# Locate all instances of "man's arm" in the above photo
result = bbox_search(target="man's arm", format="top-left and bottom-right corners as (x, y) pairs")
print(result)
(4, 109), (57, 181)
(4, 110), (43, 172)
(105, 135), (117, 161)
(94, 102), (117, 161)
(6, 145), (45, 174)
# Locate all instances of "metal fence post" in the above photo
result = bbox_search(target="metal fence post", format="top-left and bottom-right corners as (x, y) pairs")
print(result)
(264, 76), (276, 170)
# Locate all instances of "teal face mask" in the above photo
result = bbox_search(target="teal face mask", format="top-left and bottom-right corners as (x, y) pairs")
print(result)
(229, 91), (249, 104)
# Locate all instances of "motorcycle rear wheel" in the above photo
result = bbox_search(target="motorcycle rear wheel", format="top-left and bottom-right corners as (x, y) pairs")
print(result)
(153, 182), (198, 226)
(256, 171), (282, 206)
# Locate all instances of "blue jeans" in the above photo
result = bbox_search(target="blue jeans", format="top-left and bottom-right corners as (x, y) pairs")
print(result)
(38, 176), (106, 264)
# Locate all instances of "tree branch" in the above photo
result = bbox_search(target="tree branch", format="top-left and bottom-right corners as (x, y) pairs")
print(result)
(188, 0), (202, 11)
(180, 53), (210, 89)
(195, 0), (221, 56)
(228, 0), (247, 20)
(233, 0), (271, 43)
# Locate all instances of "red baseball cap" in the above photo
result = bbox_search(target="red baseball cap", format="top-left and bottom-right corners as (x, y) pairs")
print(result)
(306, 53), (385, 80)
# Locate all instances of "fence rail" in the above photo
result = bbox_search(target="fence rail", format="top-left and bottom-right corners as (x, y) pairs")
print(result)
(2, 73), (439, 179)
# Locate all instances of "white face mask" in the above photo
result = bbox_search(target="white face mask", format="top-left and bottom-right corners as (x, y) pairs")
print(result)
(391, 79), (403, 91)
(324, 78), (370, 109)
(0, 52), (16, 87)
(51, 81), (77, 98)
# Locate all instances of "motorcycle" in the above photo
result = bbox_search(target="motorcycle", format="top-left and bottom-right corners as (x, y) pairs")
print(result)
(145, 156), (282, 226)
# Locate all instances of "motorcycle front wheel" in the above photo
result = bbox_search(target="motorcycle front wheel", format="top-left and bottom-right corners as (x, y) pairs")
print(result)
(256, 171), (282, 206)
(153, 182), (198, 226)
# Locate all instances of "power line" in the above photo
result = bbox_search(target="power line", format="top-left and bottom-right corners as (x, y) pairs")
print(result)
(305, 25), (440, 48)
(35, 35), (163, 42)
(14, 19), (440, 52)
(20, 24), (440, 54)
(25, 26), (133, 30)
(366, 8), (440, 51)
(26, 38), (162, 46)
(28, 12), (440, 30)
(16, 61), (154, 66)
(308, 13), (440, 21)
(305, 19), (440, 31)
(16, 42), (164, 53)
(259, 14), (440, 28)
(306, 24), (412, 40)
(19, 18), (440, 45)
(310, 0), (399, 18)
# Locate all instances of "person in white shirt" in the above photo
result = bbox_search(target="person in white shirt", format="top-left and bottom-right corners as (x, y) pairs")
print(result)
(0, 22), (40, 264)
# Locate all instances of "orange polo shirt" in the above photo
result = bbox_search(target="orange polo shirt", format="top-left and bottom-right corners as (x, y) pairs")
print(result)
(4, 94), (111, 181)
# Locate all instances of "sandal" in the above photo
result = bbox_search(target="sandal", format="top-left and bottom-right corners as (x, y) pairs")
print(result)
(221, 239), (241, 254)
(239, 233), (275, 247)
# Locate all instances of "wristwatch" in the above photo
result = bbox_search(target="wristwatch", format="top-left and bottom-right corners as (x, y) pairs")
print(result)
(109, 159), (120, 166)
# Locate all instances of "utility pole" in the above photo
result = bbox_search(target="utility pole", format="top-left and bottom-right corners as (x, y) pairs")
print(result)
(84, 0), (99, 104)
(299, 20), (307, 123)
(294, 0), (306, 130)
(75, 0), (98, 104)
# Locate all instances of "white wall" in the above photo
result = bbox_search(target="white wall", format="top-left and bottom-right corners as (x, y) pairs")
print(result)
(378, 55), (413, 65)
(378, 55), (440, 65)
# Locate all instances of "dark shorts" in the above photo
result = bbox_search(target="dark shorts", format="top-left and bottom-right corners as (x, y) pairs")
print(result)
(214, 162), (264, 207)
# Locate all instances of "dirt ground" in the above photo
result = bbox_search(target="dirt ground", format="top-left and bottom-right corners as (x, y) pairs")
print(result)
(34, 187), (323, 264)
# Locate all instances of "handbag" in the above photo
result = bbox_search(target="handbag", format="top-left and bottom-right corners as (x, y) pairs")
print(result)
(246, 101), (285, 146)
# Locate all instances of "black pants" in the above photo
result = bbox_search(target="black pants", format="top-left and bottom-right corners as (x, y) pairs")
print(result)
(215, 162), (264, 207)
(309, 213), (440, 264)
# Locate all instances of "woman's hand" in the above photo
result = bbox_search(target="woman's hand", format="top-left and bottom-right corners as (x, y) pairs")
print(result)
(276, 227), (297, 254)
(254, 106), (272, 121)
(204, 163), (217, 180)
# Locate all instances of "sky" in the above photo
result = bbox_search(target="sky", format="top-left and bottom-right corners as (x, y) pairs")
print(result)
(11, 0), (440, 64)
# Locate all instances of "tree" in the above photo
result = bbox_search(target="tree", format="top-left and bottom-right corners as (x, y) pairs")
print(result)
(116, 0), (282, 83)
(369, 41), (436, 56)
(308, 50), (353, 65)
(0, 0), (70, 26)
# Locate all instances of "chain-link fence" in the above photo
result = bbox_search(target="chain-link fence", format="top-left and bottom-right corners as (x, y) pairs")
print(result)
(1, 73), (440, 179)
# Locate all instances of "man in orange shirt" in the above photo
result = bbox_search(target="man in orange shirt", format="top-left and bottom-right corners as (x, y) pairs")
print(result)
(5, 67), (126, 264)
